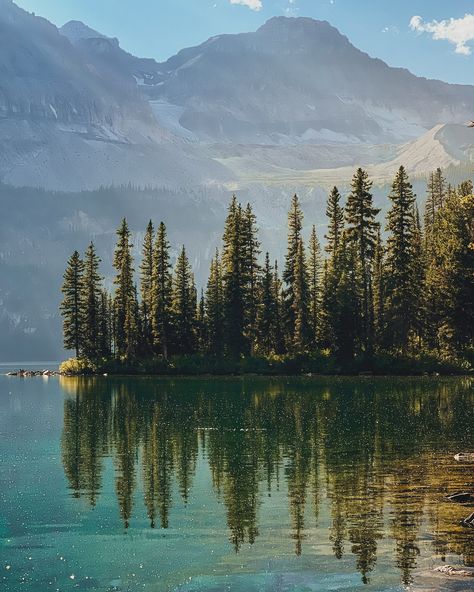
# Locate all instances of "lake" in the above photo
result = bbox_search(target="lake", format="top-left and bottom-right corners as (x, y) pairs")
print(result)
(1, 375), (473, 591)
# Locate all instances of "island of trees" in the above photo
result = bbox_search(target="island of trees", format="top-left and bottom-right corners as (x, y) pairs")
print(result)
(60, 165), (474, 375)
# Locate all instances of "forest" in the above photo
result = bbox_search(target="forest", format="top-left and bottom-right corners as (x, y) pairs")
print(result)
(60, 165), (474, 375)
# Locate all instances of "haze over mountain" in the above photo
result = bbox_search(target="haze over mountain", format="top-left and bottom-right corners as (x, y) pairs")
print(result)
(0, 0), (473, 360)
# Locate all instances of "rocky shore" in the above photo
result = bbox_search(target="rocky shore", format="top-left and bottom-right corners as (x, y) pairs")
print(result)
(6, 369), (59, 377)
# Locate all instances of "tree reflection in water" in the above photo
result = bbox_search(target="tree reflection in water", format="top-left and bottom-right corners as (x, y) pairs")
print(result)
(60, 376), (474, 585)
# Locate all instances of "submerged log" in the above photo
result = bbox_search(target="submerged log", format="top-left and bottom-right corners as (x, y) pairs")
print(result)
(447, 492), (474, 503)
(461, 512), (474, 527)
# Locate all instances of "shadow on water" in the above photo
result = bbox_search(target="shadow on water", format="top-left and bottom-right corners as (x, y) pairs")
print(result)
(60, 376), (474, 586)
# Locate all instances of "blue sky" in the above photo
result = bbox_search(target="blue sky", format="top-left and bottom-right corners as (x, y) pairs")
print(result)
(16, 0), (474, 85)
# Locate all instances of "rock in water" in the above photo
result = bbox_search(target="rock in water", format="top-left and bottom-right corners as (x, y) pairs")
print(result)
(455, 452), (474, 462)
(434, 565), (474, 577)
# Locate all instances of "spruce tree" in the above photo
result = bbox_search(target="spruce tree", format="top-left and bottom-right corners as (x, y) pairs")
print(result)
(151, 222), (173, 358)
(308, 225), (322, 348)
(98, 290), (112, 358)
(384, 166), (417, 351)
(345, 168), (380, 354)
(196, 289), (206, 353)
(171, 246), (196, 354)
(242, 203), (261, 353)
(82, 242), (102, 360)
(283, 194), (309, 351)
(333, 235), (360, 362)
(292, 239), (310, 353)
(425, 192), (474, 351)
(113, 219), (135, 358)
(272, 261), (286, 355)
(458, 180), (473, 197)
(221, 196), (246, 356)
(60, 251), (85, 357)
(205, 251), (224, 355)
(372, 228), (385, 350)
(124, 286), (140, 360)
(256, 253), (276, 356)
(325, 186), (344, 256)
(140, 220), (154, 355)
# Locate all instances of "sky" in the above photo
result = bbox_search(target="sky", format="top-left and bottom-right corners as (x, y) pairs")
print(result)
(14, 0), (474, 85)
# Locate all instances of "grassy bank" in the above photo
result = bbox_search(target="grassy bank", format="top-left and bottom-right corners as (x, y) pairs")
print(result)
(60, 350), (473, 377)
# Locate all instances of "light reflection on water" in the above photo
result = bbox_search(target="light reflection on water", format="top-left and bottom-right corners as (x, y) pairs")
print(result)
(1, 376), (473, 591)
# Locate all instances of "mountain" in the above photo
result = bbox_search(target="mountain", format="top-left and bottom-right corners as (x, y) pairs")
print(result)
(150, 16), (474, 145)
(0, 1), (232, 190)
(1, 3), (474, 360)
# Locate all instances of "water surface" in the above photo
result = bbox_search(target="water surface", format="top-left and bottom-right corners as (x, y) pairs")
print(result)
(1, 376), (473, 591)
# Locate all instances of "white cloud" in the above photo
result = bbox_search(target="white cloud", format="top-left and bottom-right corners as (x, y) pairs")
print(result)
(410, 13), (474, 55)
(229, 0), (263, 11)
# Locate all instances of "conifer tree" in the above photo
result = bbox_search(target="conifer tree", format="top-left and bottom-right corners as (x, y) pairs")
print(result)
(292, 239), (310, 353)
(113, 219), (135, 358)
(256, 253), (276, 356)
(98, 290), (112, 358)
(333, 235), (360, 362)
(124, 286), (140, 360)
(151, 222), (173, 358)
(325, 186), (344, 256)
(345, 168), (380, 354)
(458, 180), (473, 197)
(411, 205), (425, 347)
(140, 220), (154, 355)
(425, 192), (474, 351)
(272, 261), (286, 355)
(60, 251), (85, 357)
(308, 225), (322, 348)
(283, 194), (309, 351)
(196, 289), (206, 353)
(372, 228), (385, 350)
(221, 196), (246, 355)
(205, 251), (224, 354)
(171, 246), (196, 354)
(242, 203), (261, 353)
(384, 166), (417, 351)
(318, 259), (335, 350)
(82, 242), (102, 360)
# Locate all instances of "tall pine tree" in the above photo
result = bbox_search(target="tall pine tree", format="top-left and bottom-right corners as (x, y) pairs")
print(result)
(205, 250), (224, 355)
(113, 219), (135, 358)
(308, 225), (322, 348)
(82, 242), (102, 360)
(345, 168), (380, 355)
(151, 222), (173, 358)
(384, 166), (417, 351)
(325, 186), (344, 256)
(171, 246), (197, 354)
(140, 221), (154, 355)
(60, 251), (84, 357)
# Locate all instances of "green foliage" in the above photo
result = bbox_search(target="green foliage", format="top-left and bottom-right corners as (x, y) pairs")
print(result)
(60, 250), (84, 357)
(60, 357), (96, 375)
(384, 166), (419, 351)
(171, 246), (197, 354)
(59, 169), (473, 376)
(345, 168), (380, 354)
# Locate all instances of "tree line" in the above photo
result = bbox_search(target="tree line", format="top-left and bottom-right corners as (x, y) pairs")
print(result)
(61, 165), (474, 368)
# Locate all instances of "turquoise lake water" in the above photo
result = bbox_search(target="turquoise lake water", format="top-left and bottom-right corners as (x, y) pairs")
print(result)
(1, 375), (473, 591)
